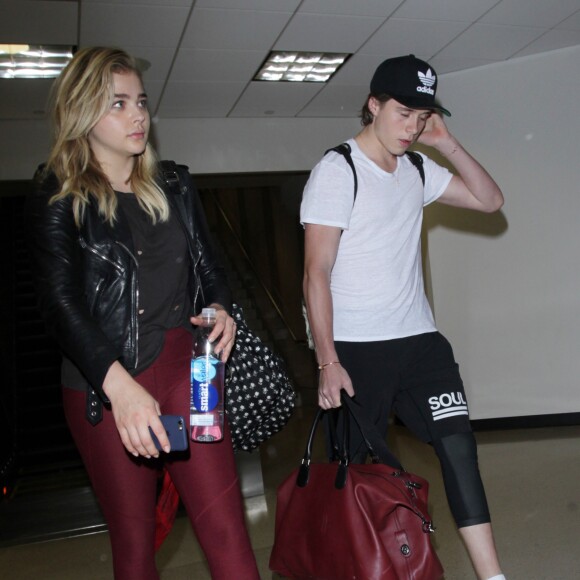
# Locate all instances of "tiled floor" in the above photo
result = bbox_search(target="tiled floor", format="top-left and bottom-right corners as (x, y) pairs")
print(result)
(1, 397), (580, 579)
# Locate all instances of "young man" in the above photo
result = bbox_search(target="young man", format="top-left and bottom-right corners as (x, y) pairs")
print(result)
(301, 54), (506, 580)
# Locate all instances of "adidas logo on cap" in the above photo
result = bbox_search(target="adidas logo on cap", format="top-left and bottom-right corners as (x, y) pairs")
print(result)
(417, 69), (436, 95)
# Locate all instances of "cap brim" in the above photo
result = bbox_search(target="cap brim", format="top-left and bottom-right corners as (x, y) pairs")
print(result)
(433, 105), (451, 117)
(390, 94), (451, 117)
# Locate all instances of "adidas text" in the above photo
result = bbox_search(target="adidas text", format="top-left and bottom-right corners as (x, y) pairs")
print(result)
(416, 85), (434, 95)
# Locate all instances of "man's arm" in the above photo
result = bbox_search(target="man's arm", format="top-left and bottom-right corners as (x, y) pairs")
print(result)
(418, 114), (504, 213)
(303, 223), (354, 409)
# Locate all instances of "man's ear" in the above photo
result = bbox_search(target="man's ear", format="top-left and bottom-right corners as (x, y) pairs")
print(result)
(368, 95), (380, 116)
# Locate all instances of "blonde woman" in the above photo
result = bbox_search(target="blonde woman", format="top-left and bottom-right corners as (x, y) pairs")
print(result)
(27, 47), (259, 580)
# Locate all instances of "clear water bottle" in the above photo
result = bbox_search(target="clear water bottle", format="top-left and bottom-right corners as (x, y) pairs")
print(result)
(190, 308), (224, 442)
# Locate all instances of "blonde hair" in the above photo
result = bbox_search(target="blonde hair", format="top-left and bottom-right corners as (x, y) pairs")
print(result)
(45, 46), (169, 226)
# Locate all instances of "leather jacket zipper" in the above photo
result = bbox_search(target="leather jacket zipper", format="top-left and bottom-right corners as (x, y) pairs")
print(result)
(78, 236), (125, 273)
(115, 241), (140, 370)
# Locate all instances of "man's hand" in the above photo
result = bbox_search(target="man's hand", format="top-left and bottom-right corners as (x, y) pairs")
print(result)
(318, 363), (355, 409)
(417, 113), (456, 153)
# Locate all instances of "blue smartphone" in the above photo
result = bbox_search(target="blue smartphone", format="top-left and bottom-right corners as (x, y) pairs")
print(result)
(149, 415), (188, 452)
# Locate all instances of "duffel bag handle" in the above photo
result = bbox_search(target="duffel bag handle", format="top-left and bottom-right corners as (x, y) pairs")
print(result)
(340, 393), (403, 470)
(296, 407), (324, 487)
(296, 394), (403, 489)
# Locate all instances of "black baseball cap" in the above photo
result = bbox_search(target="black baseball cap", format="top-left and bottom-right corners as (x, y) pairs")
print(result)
(370, 54), (450, 116)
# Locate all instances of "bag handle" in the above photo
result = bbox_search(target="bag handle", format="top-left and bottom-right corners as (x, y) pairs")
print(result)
(340, 394), (403, 469)
(296, 407), (323, 487)
(296, 394), (403, 489)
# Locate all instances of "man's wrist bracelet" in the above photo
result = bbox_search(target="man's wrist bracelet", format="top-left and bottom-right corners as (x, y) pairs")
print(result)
(318, 361), (341, 370)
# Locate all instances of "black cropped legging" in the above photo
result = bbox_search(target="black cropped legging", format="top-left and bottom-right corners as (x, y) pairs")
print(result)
(63, 327), (259, 580)
(333, 335), (491, 529)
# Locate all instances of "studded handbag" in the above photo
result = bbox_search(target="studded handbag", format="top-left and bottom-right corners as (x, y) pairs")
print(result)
(226, 303), (296, 452)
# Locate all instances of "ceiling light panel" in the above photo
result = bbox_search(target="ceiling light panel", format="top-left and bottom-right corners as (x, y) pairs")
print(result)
(0, 45), (74, 79)
(254, 51), (350, 82)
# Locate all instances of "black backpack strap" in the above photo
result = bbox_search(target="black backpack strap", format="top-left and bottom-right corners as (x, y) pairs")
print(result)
(325, 142), (358, 205)
(157, 160), (206, 311)
(158, 160), (182, 195)
(405, 150), (425, 186)
(324, 145), (424, 203)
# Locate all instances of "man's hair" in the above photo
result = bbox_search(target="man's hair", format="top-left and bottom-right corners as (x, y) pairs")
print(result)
(44, 46), (168, 226)
(360, 93), (392, 126)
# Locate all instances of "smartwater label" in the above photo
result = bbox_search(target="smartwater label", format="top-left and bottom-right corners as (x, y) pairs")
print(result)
(191, 356), (219, 412)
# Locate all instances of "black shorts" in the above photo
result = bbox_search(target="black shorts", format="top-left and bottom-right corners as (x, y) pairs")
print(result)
(335, 332), (472, 457)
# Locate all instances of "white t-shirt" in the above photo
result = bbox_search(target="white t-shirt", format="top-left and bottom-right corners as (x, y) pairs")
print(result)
(300, 138), (453, 341)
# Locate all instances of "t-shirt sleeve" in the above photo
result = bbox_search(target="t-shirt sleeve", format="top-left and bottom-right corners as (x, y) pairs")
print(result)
(300, 154), (356, 229)
(421, 153), (454, 206)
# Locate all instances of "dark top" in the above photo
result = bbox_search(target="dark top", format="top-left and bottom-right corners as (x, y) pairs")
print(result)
(117, 192), (192, 374)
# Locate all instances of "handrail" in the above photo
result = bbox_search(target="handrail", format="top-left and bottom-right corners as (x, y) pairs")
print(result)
(205, 188), (298, 342)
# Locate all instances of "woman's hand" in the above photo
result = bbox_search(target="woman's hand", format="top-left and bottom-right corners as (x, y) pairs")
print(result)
(190, 304), (236, 362)
(102, 361), (169, 458)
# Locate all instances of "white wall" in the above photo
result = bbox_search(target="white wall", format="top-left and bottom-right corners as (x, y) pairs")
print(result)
(152, 117), (360, 175)
(0, 115), (359, 181)
(425, 45), (580, 419)
(0, 114), (364, 180)
(2, 46), (579, 419)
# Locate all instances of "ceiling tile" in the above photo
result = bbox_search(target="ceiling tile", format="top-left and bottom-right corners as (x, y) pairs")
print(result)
(0, 0), (77, 44)
(480, 0), (580, 28)
(360, 17), (471, 58)
(170, 49), (265, 83)
(80, 3), (189, 47)
(275, 13), (383, 53)
(229, 81), (323, 117)
(181, 7), (293, 50)
(437, 23), (546, 60)
(86, 0), (192, 5)
(513, 28), (580, 57)
(392, 0), (499, 22)
(298, 83), (367, 118)
(298, 0), (402, 18)
(428, 56), (498, 74)
(327, 53), (385, 85)
(158, 81), (245, 117)
(195, 0), (301, 10)
(556, 10), (580, 30)
(122, 46), (176, 82)
(140, 79), (164, 116)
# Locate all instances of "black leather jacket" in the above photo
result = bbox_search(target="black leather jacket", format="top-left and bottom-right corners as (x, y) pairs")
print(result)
(26, 163), (231, 422)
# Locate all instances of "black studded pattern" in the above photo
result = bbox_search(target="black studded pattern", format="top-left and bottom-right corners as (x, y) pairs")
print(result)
(225, 304), (296, 452)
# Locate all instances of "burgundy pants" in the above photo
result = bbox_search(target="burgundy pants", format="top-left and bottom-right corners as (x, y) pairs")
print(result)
(63, 328), (259, 580)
